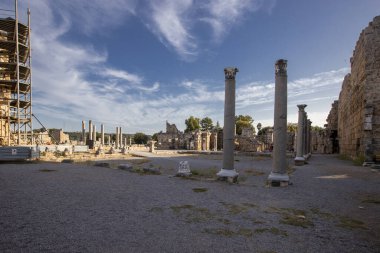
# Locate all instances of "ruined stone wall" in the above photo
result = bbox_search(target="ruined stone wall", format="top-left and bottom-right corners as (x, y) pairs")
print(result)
(337, 16), (380, 160)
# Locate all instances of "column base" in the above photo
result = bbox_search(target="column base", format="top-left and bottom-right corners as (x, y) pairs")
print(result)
(294, 156), (305, 166)
(267, 172), (289, 187)
(217, 169), (239, 180)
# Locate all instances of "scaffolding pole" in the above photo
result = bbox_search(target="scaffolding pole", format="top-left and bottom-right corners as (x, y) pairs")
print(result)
(15, 0), (21, 145)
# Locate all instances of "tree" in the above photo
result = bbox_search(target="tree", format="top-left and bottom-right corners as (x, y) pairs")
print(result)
(200, 117), (214, 131)
(311, 126), (324, 132)
(258, 126), (272, 136)
(185, 116), (200, 133)
(287, 123), (297, 133)
(215, 121), (222, 130)
(235, 115), (254, 135)
(257, 123), (262, 132)
(152, 133), (158, 142)
(133, 132), (149, 144)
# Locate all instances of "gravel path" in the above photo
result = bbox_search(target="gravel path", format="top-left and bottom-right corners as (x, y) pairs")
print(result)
(1, 154), (379, 252)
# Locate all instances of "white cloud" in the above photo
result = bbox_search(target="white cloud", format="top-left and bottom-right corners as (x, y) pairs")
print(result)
(103, 68), (143, 84)
(201, 0), (262, 40)
(146, 0), (197, 61)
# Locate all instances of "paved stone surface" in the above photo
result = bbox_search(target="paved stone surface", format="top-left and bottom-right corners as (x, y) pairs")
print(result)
(1, 154), (379, 252)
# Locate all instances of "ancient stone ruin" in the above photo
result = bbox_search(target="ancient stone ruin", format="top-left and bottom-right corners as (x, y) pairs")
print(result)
(324, 16), (380, 163)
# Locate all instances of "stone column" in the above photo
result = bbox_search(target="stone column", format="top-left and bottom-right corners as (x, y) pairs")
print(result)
(213, 132), (218, 151)
(82, 120), (86, 144)
(302, 112), (306, 158)
(295, 104), (307, 165)
(108, 135), (111, 146)
(217, 67), (239, 179)
(308, 120), (312, 156)
(92, 125), (96, 144)
(149, 141), (156, 152)
(89, 120), (93, 141)
(268, 59), (289, 185)
(115, 127), (119, 149)
(119, 127), (123, 147)
(101, 124), (105, 145)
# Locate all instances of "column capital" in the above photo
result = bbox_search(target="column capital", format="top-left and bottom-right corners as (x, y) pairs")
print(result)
(275, 59), (287, 75)
(224, 67), (239, 80)
(297, 104), (307, 111)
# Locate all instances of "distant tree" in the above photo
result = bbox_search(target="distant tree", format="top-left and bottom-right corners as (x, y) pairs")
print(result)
(133, 132), (148, 144)
(287, 123), (298, 133)
(215, 121), (222, 130)
(235, 115), (254, 135)
(258, 126), (272, 136)
(200, 117), (214, 131)
(257, 123), (262, 132)
(185, 116), (200, 133)
(311, 126), (324, 132)
(152, 133), (158, 142)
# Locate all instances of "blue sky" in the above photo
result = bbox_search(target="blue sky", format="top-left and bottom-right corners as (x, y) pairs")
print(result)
(4, 0), (380, 134)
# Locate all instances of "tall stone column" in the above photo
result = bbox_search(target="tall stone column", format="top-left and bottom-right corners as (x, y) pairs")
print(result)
(268, 59), (289, 185)
(92, 125), (96, 143)
(89, 120), (93, 141)
(217, 67), (239, 179)
(302, 112), (307, 158)
(101, 124), (105, 145)
(213, 132), (218, 151)
(295, 104), (307, 165)
(307, 120), (312, 156)
(82, 120), (86, 144)
(119, 127), (123, 147)
(115, 127), (119, 149)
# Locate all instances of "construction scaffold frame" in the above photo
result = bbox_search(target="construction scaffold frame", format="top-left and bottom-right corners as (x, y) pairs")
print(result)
(0, 0), (33, 145)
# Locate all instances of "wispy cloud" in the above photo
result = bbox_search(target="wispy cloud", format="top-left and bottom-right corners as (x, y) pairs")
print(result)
(200, 0), (262, 40)
(103, 68), (143, 85)
(145, 0), (197, 61)
(143, 0), (274, 61)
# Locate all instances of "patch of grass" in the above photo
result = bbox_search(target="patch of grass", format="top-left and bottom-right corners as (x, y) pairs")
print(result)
(310, 208), (334, 219)
(254, 227), (288, 236)
(203, 228), (235, 237)
(217, 218), (231, 225)
(237, 228), (253, 237)
(220, 202), (252, 215)
(203, 228), (253, 237)
(190, 167), (218, 179)
(280, 214), (314, 228)
(129, 166), (161, 175)
(353, 155), (365, 166)
(338, 154), (351, 161)
(192, 188), (208, 193)
(362, 198), (380, 204)
(170, 204), (194, 213)
(170, 204), (214, 223)
(337, 217), (367, 230)
(39, 169), (57, 172)
(245, 169), (265, 176)
(148, 207), (164, 213)
(268, 207), (313, 228)
(242, 216), (265, 224)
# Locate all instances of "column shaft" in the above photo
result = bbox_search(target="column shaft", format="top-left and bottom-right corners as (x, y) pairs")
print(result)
(295, 105), (306, 165)
(101, 124), (105, 145)
(217, 67), (239, 179)
(268, 59), (289, 184)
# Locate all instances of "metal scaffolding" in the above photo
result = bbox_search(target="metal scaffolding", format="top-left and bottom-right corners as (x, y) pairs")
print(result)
(0, 0), (33, 145)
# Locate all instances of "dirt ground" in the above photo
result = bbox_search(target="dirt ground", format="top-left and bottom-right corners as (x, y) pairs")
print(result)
(1, 152), (379, 252)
